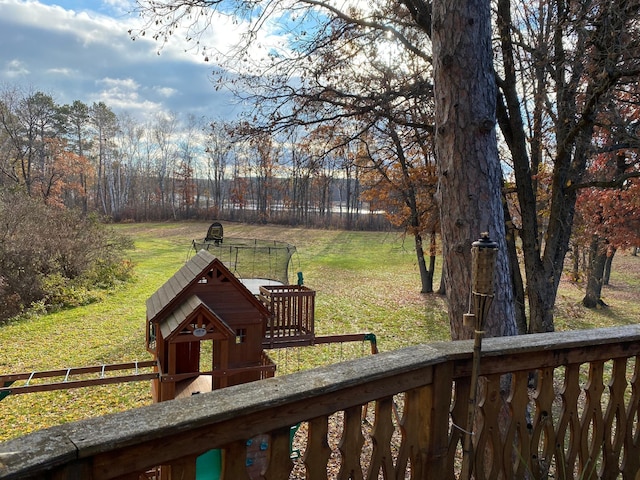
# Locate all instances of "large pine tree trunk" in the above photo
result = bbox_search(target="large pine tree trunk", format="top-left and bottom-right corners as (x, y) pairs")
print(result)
(432, 0), (516, 340)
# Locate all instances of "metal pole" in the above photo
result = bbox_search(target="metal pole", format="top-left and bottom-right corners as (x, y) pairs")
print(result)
(460, 233), (498, 480)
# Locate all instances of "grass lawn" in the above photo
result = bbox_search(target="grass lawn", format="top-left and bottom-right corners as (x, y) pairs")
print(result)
(1, 221), (638, 441)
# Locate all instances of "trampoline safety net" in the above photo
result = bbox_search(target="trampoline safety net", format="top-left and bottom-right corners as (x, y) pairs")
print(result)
(192, 238), (296, 285)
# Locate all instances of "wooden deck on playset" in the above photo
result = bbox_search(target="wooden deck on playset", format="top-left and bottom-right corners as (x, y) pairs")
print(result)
(258, 284), (316, 348)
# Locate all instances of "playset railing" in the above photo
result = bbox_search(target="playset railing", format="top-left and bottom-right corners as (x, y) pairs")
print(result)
(2, 324), (640, 480)
(259, 285), (316, 348)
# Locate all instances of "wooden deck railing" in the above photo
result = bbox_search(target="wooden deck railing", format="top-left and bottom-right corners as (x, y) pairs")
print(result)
(2, 325), (640, 480)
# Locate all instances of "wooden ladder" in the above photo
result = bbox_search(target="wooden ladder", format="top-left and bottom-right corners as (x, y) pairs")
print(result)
(0, 360), (159, 397)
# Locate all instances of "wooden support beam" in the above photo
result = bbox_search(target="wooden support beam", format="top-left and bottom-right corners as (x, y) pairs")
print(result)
(0, 361), (159, 396)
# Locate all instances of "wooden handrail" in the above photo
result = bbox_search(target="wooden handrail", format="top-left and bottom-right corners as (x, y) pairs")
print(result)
(1, 325), (640, 479)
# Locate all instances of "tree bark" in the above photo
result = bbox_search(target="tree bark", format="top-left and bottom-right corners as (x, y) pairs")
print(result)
(504, 198), (526, 335)
(432, 0), (516, 340)
(414, 232), (434, 293)
(583, 236), (608, 308)
(603, 247), (615, 286)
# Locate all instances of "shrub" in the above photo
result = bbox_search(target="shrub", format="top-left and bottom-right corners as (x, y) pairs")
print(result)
(0, 190), (134, 322)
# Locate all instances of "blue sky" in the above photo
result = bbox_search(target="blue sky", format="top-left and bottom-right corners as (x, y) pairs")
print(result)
(0, 0), (245, 122)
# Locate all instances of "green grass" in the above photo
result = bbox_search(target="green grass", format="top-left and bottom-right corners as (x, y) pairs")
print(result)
(554, 253), (640, 330)
(1, 221), (638, 441)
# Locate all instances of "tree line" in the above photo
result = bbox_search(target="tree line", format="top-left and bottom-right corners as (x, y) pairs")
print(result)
(0, 86), (394, 230)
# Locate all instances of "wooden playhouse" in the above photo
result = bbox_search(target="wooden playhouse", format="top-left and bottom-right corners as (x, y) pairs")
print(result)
(145, 249), (316, 402)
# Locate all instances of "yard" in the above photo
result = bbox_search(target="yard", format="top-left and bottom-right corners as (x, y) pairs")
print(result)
(1, 221), (638, 442)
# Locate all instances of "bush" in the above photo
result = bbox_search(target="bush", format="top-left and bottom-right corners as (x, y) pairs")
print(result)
(40, 273), (105, 310)
(0, 190), (134, 322)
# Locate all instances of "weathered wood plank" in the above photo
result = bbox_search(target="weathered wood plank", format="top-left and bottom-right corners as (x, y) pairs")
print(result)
(51, 459), (92, 480)
(0, 431), (79, 479)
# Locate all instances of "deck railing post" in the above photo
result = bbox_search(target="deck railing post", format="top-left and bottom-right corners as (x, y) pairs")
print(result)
(424, 361), (454, 478)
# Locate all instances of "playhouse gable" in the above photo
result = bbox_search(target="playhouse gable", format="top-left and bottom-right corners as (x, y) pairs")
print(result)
(146, 249), (270, 326)
(159, 295), (235, 342)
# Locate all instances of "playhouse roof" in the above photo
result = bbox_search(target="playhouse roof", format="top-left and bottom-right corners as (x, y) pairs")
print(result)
(146, 249), (270, 325)
(159, 294), (235, 341)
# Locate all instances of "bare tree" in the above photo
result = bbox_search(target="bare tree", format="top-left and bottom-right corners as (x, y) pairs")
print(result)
(151, 112), (179, 217)
(495, 0), (640, 332)
(203, 121), (232, 215)
(113, 113), (145, 219)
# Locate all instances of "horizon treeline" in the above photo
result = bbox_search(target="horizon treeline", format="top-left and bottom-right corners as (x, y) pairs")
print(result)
(0, 86), (393, 231)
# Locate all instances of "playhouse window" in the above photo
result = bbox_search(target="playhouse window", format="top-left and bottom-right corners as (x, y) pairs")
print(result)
(147, 322), (156, 351)
(236, 328), (247, 344)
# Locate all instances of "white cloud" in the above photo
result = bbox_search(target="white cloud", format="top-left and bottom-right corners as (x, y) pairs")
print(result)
(154, 86), (178, 98)
(46, 67), (75, 77)
(5, 59), (29, 77)
(0, 0), (240, 120)
(91, 76), (164, 117)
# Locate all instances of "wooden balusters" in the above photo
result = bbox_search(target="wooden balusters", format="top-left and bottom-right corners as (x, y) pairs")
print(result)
(303, 416), (331, 480)
(581, 360), (605, 480)
(337, 405), (365, 479)
(503, 370), (531, 479)
(221, 440), (252, 479)
(475, 374), (504, 480)
(264, 428), (294, 479)
(168, 455), (197, 480)
(6, 327), (640, 480)
(602, 357), (628, 479)
(423, 363), (453, 479)
(366, 397), (395, 479)
(556, 363), (582, 480)
(530, 366), (556, 479)
(623, 355), (640, 479)
(448, 377), (470, 480)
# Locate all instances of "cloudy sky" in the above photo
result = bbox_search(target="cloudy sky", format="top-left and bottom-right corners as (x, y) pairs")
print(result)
(0, 0), (248, 122)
